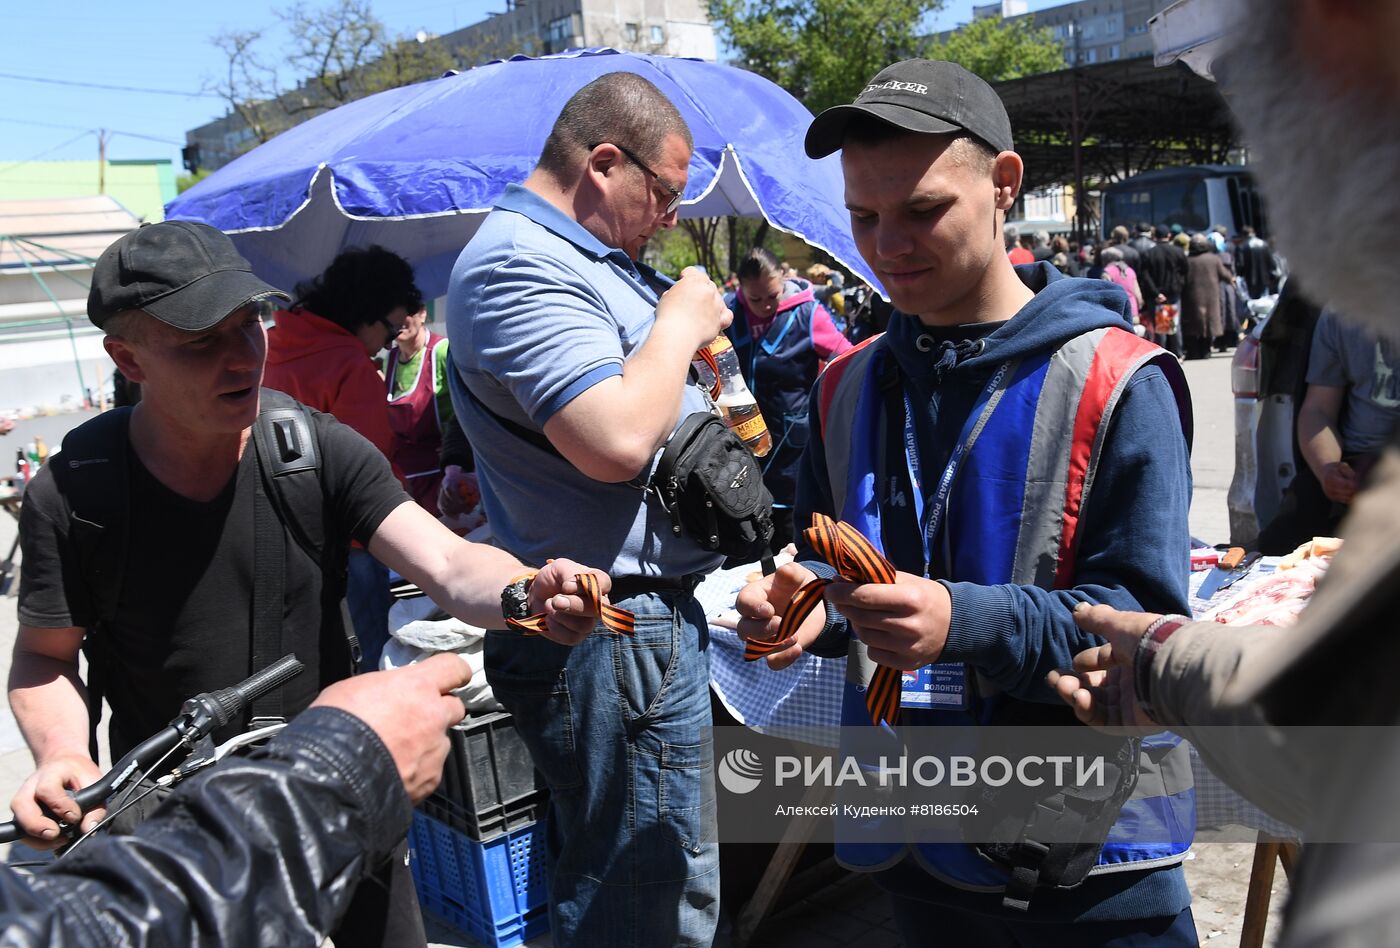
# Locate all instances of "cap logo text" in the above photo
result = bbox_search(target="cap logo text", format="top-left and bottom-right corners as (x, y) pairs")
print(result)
(863, 80), (928, 96)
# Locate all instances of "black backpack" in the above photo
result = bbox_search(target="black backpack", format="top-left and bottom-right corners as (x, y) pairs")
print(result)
(51, 389), (354, 733)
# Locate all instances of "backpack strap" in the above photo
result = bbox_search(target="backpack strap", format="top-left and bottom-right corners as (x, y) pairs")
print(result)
(49, 408), (132, 759)
(251, 389), (359, 675)
(250, 467), (287, 724)
(459, 378), (650, 490)
(253, 390), (326, 563)
(50, 409), (132, 626)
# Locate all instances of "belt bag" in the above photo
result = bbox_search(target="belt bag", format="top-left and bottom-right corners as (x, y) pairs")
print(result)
(964, 724), (1140, 911)
(653, 412), (774, 561)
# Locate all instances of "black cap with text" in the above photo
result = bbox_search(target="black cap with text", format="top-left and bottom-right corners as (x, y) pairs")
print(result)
(88, 220), (289, 331)
(805, 60), (1015, 159)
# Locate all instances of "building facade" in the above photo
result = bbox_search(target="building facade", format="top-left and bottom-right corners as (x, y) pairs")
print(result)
(0, 196), (138, 409)
(946, 0), (1176, 67)
(186, 0), (717, 173)
(438, 0), (715, 64)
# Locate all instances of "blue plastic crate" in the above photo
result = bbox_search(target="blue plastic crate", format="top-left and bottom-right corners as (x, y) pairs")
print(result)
(409, 811), (550, 948)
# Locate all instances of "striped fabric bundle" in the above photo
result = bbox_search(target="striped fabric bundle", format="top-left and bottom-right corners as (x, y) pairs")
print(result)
(744, 513), (903, 726)
(505, 571), (636, 637)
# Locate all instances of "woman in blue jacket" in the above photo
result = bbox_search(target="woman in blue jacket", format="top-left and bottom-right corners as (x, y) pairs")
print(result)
(727, 248), (851, 549)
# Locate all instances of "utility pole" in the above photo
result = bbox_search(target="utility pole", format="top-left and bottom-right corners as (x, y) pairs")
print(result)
(1069, 25), (1086, 245)
(97, 129), (108, 194)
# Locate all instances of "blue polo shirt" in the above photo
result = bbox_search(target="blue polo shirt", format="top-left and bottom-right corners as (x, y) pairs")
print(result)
(445, 184), (722, 578)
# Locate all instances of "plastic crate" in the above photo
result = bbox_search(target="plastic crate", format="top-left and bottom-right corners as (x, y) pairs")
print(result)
(409, 811), (550, 948)
(431, 711), (548, 840)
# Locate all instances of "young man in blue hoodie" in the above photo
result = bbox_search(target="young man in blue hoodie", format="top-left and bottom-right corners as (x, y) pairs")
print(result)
(737, 61), (1198, 945)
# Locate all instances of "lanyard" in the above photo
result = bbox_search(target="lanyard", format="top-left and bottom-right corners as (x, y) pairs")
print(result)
(902, 360), (1015, 578)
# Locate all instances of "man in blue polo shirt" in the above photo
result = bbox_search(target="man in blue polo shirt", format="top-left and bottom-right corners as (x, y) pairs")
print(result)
(445, 72), (730, 946)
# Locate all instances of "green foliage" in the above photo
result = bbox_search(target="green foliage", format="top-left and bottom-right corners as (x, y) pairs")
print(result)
(176, 168), (213, 193)
(708, 0), (943, 115)
(926, 15), (1065, 82)
(645, 217), (785, 280)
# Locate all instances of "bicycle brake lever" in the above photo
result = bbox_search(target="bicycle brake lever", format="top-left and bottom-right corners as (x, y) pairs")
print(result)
(166, 736), (219, 782)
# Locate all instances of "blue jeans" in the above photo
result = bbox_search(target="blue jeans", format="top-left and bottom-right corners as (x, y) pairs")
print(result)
(484, 590), (719, 947)
(346, 547), (391, 672)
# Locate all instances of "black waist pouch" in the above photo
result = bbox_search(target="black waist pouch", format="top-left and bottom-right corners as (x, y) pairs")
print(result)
(653, 412), (774, 561)
(962, 702), (1142, 911)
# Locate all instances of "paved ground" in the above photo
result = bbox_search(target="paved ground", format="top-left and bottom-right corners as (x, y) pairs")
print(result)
(0, 353), (1287, 947)
(1182, 353), (1236, 546)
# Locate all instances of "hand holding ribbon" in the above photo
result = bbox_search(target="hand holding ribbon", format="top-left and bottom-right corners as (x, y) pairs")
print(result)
(506, 562), (633, 645)
(738, 513), (928, 726)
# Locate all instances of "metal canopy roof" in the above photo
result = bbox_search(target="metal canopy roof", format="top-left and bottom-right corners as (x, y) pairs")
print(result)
(994, 56), (1240, 201)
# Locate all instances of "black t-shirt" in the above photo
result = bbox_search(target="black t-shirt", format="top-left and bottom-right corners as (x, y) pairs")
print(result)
(18, 407), (408, 758)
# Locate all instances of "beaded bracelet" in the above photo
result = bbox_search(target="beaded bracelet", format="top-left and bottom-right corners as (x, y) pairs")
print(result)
(1133, 614), (1191, 722)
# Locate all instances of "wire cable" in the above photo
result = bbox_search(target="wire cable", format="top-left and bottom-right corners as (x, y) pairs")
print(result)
(0, 70), (219, 99)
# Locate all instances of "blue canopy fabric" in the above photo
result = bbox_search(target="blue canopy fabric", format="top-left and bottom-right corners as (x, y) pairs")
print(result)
(166, 48), (879, 300)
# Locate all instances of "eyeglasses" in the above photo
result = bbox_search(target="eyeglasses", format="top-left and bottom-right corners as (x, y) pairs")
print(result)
(596, 142), (683, 215)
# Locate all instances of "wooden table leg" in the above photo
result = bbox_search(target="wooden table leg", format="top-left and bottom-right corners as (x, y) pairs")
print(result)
(1278, 840), (1301, 884)
(733, 782), (832, 948)
(1240, 833), (1283, 948)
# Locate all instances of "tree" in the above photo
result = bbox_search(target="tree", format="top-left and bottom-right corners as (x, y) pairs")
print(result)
(925, 15), (1064, 83)
(207, 0), (459, 149)
(176, 168), (213, 193)
(646, 217), (782, 280)
(708, 0), (942, 116)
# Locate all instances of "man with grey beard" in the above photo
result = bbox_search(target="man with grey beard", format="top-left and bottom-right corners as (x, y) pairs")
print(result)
(1046, 3), (1400, 946)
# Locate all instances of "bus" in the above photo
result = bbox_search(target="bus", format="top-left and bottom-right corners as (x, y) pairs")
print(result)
(1099, 165), (1267, 240)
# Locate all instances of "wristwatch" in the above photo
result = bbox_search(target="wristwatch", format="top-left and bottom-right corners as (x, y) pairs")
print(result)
(501, 573), (537, 623)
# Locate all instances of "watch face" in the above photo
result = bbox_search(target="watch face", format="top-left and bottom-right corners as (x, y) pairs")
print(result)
(502, 577), (533, 621)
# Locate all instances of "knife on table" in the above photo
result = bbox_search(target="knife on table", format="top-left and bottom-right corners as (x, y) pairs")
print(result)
(1196, 547), (1261, 599)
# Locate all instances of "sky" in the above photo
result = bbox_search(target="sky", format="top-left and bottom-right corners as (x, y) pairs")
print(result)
(0, 0), (1070, 171)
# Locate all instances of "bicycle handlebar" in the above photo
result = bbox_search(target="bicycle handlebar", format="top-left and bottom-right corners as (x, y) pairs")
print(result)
(0, 655), (304, 845)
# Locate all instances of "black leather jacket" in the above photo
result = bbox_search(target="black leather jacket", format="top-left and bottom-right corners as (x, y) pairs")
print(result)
(0, 707), (410, 946)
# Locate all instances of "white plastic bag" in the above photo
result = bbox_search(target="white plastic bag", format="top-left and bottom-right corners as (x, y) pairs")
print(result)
(381, 598), (501, 712)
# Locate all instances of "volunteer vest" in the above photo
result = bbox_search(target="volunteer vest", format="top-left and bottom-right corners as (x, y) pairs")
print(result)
(728, 287), (823, 507)
(815, 326), (1197, 891)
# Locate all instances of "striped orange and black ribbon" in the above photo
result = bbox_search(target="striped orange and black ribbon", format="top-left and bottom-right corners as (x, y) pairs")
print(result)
(695, 346), (723, 400)
(744, 513), (903, 727)
(505, 571), (636, 637)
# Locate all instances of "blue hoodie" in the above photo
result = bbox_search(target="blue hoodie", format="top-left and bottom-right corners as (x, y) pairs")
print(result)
(795, 263), (1194, 921)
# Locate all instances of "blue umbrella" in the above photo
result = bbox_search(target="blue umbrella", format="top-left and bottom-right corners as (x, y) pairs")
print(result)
(166, 48), (878, 299)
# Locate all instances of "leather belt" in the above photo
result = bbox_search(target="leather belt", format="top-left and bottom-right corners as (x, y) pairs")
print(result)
(609, 574), (702, 601)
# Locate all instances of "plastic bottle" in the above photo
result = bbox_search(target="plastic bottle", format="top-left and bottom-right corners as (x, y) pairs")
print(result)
(33, 436), (47, 467)
(694, 334), (772, 457)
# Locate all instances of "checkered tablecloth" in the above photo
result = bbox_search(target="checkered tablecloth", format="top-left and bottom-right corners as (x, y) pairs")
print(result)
(704, 558), (1300, 837)
(696, 561), (844, 738)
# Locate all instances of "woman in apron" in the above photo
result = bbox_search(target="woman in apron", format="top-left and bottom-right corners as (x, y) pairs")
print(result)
(386, 307), (456, 515)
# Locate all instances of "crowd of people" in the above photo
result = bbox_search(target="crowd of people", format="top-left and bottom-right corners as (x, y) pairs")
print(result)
(1004, 220), (1283, 360)
(4, 0), (1400, 945)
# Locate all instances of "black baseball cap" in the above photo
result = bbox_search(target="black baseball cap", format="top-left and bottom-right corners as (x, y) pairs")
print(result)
(88, 220), (289, 331)
(805, 60), (1014, 159)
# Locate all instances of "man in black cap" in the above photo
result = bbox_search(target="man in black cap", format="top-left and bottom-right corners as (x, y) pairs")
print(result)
(736, 61), (1197, 944)
(8, 221), (612, 947)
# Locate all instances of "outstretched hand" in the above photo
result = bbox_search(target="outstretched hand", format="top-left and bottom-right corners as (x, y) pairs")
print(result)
(735, 562), (823, 669)
(312, 653), (470, 804)
(1046, 604), (1164, 735)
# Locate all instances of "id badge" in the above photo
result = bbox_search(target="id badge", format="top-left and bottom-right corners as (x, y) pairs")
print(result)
(900, 662), (969, 710)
